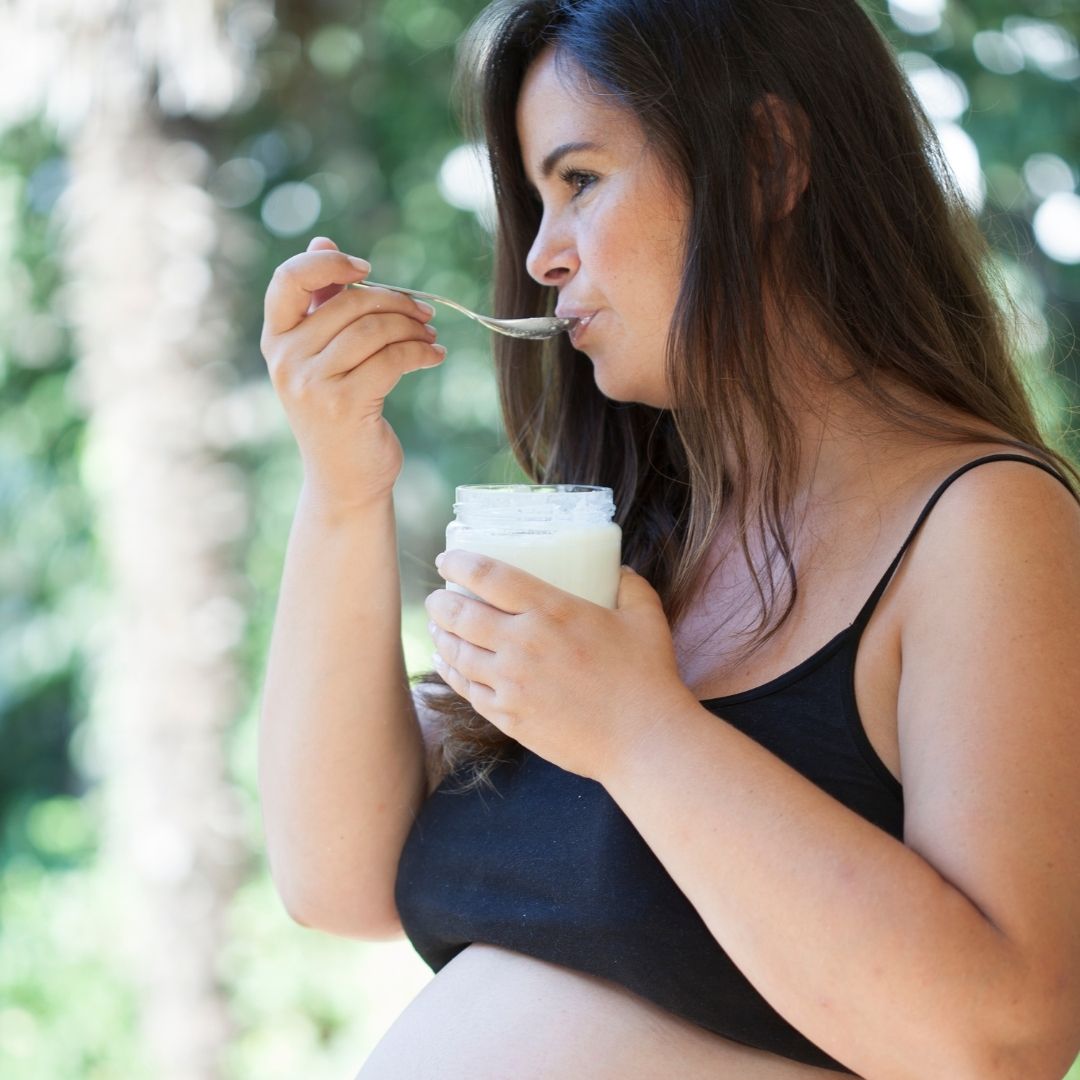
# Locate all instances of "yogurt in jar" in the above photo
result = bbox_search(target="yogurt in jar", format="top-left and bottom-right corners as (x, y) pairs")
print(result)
(444, 485), (622, 608)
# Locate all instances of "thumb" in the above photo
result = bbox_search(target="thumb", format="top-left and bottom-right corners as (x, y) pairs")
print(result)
(616, 564), (659, 606)
(307, 235), (347, 311)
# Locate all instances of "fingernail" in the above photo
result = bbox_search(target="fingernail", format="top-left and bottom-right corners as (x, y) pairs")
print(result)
(435, 552), (445, 569)
(424, 323), (438, 338)
(430, 344), (447, 358)
(414, 300), (436, 317)
(347, 255), (371, 271)
(427, 620), (437, 637)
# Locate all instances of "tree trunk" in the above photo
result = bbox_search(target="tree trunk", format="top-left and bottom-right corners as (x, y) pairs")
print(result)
(9, 1), (259, 1075)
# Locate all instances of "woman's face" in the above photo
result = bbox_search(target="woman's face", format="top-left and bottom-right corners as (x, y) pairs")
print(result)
(515, 47), (688, 409)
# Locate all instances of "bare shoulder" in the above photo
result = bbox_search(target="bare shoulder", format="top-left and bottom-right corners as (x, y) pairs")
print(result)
(891, 450), (1080, 1037)
(897, 447), (1080, 661)
(903, 450), (1079, 577)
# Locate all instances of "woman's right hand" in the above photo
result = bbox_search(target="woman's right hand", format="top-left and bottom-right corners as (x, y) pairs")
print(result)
(260, 235), (446, 514)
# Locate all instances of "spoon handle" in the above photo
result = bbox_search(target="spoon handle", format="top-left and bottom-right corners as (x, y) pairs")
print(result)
(347, 280), (571, 339)
(350, 280), (479, 323)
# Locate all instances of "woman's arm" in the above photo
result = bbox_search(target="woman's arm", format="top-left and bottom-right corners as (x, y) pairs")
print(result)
(258, 487), (427, 938)
(598, 463), (1080, 1080)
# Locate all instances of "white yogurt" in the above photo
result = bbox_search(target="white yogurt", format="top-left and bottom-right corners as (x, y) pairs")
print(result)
(444, 485), (622, 608)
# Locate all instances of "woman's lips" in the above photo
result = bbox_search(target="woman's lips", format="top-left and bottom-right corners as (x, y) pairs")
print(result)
(566, 311), (598, 349)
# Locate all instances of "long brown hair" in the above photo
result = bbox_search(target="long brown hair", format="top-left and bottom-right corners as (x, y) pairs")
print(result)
(413, 0), (1080, 794)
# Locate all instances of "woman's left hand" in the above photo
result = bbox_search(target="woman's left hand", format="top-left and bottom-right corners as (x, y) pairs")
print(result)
(425, 550), (695, 784)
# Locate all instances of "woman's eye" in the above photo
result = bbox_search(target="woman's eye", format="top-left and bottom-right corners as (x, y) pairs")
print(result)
(558, 167), (597, 198)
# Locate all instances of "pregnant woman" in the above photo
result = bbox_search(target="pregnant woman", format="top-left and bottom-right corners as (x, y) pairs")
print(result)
(258, 1), (1080, 1076)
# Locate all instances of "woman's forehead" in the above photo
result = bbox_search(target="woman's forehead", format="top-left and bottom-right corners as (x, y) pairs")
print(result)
(515, 50), (641, 161)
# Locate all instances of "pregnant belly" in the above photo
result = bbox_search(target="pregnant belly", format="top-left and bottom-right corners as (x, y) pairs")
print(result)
(354, 943), (857, 1079)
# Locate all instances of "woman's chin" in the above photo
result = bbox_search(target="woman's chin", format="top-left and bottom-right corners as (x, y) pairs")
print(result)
(587, 354), (668, 408)
(594, 376), (668, 409)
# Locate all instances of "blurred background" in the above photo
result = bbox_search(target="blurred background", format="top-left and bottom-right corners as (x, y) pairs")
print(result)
(0, 0), (1077, 1076)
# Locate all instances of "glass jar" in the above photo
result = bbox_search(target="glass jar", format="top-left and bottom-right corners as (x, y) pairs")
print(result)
(444, 484), (622, 608)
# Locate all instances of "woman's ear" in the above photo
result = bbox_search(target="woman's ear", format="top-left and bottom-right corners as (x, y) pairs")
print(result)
(750, 93), (811, 222)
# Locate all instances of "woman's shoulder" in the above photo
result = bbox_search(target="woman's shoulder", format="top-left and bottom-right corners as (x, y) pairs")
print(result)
(903, 431), (1075, 508)
(915, 433), (1068, 484)
(848, 430), (1077, 641)
(862, 414), (1072, 507)
(890, 434), (1080, 621)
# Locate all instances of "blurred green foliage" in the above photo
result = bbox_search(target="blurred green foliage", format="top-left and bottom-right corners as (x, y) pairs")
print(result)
(0, 0), (1078, 1075)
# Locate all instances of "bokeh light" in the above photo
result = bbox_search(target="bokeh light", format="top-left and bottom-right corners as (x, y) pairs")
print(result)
(306, 24), (364, 77)
(209, 157), (267, 209)
(935, 123), (984, 213)
(260, 181), (322, 237)
(888, 0), (945, 37)
(1023, 153), (1076, 201)
(1032, 193), (1080, 265)
(1003, 17), (1080, 81)
(972, 30), (1025, 75)
(437, 143), (496, 233)
(901, 53), (969, 121)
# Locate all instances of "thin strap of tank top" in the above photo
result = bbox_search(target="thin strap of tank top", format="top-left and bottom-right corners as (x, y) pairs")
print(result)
(850, 453), (1078, 634)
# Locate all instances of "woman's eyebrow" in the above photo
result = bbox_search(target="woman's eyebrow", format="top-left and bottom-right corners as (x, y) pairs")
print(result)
(525, 140), (607, 193)
(539, 140), (605, 177)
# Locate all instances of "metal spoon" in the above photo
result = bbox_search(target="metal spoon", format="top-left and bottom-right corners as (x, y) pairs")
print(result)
(348, 280), (576, 340)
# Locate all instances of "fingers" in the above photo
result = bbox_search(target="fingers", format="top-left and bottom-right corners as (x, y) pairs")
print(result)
(263, 244), (373, 337)
(434, 549), (572, 617)
(265, 306), (444, 400)
(261, 240), (447, 403)
(432, 653), (496, 715)
(300, 284), (435, 357)
(431, 629), (498, 695)
(316, 330), (446, 387)
(427, 597), (501, 697)
(425, 589), (507, 654)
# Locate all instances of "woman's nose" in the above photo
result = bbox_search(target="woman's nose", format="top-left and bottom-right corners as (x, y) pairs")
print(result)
(525, 216), (578, 286)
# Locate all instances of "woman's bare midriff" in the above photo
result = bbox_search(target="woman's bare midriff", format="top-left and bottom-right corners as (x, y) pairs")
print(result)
(354, 942), (855, 1079)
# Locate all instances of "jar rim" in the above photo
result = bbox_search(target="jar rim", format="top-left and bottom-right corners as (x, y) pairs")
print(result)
(451, 484), (615, 528)
(455, 484), (610, 495)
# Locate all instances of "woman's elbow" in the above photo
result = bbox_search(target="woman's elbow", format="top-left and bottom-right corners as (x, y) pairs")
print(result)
(969, 1017), (1080, 1080)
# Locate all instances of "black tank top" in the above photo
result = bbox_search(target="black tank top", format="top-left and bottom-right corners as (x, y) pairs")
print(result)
(394, 453), (1076, 1073)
